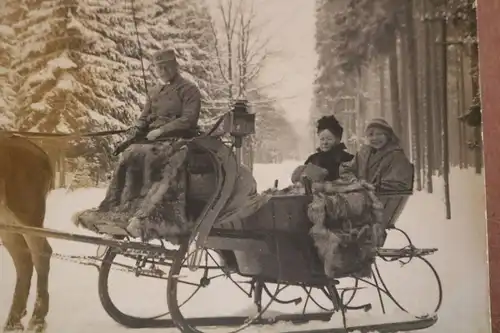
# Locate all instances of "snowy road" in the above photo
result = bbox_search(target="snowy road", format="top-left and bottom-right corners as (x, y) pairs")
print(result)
(0, 162), (491, 333)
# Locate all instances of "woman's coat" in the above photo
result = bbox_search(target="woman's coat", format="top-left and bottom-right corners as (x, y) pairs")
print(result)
(340, 143), (414, 192)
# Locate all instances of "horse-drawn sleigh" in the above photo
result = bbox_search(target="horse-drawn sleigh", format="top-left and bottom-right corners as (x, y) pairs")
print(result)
(0, 106), (442, 333)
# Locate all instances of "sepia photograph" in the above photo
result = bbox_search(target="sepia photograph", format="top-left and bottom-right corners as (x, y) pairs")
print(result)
(0, 0), (491, 332)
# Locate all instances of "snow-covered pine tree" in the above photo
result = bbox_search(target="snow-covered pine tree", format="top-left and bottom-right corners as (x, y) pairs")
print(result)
(71, 0), (169, 180)
(79, 0), (226, 130)
(0, 24), (15, 129)
(13, 0), (151, 132)
(0, 0), (22, 129)
(5, 0), (227, 185)
(11, 0), (144, 180)
(75, 0), (159, 125)
(97, 0), (162, 108)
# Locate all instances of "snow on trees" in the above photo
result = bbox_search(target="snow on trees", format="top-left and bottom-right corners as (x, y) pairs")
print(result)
(13, 0), (130, 135)
(0, 0), (19, 129)
(9, 0), (136, 178)
(0, 24), (15, 129)
(2, 0), (228, 184)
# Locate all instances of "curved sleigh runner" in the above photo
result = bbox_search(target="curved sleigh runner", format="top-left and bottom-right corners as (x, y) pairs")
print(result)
(86, 110), (442, 333)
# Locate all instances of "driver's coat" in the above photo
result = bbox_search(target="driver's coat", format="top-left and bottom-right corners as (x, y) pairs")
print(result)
(135, 74), (201, 136)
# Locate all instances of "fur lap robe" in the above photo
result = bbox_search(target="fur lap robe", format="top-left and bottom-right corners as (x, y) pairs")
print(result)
(73, 140), (193, 241)
(307, 180), (384, 278)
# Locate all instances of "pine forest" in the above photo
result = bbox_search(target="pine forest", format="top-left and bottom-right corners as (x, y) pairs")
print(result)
(313, 0), (480, 217)
(0, 0), (300, 187)
(0, 0), (483, 217)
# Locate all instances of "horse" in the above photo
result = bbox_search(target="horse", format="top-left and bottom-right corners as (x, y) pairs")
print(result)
(0, 134), (54, 333)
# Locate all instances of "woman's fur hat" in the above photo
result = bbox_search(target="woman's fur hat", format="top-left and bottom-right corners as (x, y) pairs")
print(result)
(316, 115), (344, 139)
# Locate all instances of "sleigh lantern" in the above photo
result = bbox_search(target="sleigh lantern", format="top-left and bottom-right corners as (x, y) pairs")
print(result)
(222, 99), (255, 148)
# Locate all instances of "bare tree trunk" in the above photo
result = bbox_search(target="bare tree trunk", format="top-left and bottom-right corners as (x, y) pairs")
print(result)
(389, 36), (402, 137)
(470, 42), (483, 174)
(439, 17), (451, 219)
(432, 16), (444, 175)
(423, 0), (434, 193)
(356, 67), (367, 143)
(49, 148), (57, 189)
(457, 47), (466, 169)
(399, 38), (410, 155)
(379, 58), (386, 118)
(58, 152), (66, 188)
(405, 0), (422, 191)
(226, 9), (234, 101)
(415, 4), (427, 190)
(455, 47), (467, 169)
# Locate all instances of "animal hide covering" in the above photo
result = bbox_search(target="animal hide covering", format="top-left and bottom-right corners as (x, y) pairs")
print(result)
(73, 140), (269, 243)
(267, 179), (385, 278)
(307, 180), (384, 278)
(73, 140), (193, 241)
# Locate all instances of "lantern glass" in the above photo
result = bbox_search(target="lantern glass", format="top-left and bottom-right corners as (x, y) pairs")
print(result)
(222, 101), (256, 137)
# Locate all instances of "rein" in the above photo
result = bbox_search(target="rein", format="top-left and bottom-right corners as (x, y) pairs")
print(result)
(0, 129), (127, 140)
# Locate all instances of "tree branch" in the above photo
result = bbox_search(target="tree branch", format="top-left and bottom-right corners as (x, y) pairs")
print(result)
(208, 16), (230, 85)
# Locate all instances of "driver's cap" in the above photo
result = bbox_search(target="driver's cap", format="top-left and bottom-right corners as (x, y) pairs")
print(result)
(153, 47), (177, 65)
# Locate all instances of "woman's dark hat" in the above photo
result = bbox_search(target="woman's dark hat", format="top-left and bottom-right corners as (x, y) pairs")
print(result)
(316, 115), (344, 139)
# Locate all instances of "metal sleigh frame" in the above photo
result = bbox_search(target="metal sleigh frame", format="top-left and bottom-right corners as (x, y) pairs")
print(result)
(0, 111), (443, 333)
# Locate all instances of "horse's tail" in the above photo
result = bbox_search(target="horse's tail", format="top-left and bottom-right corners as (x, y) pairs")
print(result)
(0, 144), (10, 206)
(0, 172), (15, 224)
(0, 179), (6, 206)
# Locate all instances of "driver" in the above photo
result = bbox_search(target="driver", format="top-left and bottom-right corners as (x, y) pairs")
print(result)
(134, 47), (202, 141)
(74, 47), (202, 239)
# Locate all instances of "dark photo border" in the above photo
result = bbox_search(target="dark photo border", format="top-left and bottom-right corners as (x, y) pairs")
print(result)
(477, 2), (500, 332)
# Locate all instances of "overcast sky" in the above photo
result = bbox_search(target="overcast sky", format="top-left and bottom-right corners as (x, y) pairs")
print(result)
(253, 0), (317, 127)
(205, 0), (317, 147)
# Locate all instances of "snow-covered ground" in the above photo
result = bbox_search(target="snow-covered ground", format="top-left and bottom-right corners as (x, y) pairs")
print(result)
(0, 161), (491, 333)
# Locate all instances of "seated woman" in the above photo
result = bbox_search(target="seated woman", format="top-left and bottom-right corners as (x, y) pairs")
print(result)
(340, 118), (414, 192)
(289, 118), (412, 279)
(291, 115), (354, 184)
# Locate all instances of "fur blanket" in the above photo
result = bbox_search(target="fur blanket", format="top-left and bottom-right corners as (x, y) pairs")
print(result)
(74, 140), (192, 241)
(267, 179), (384, 278)
(307, 180), (384, 278)
(73, 140), (270, 242)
